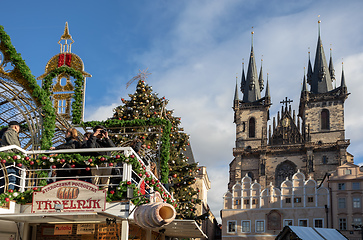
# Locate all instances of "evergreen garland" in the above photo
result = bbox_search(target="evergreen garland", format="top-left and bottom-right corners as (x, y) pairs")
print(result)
(0, 25), (56, 150)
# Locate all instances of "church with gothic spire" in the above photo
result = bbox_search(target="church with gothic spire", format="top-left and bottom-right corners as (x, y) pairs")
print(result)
(230, 22), (350, 190)
(222, 22), (354, 239)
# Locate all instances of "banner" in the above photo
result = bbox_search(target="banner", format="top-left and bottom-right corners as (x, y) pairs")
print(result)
(32, 180), (106, 213)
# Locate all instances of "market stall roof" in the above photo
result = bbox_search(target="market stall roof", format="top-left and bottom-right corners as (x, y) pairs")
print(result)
(0, 212), (124, 224)
(156, 219), (207, 239)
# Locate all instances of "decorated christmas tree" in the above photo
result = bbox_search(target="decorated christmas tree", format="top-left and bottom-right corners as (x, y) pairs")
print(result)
(111, 70), (201, 219)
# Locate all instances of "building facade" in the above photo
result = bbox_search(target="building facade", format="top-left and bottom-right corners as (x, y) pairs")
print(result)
(222, 171), (329, 239)
(222, 21), (354, 239)
(322, 163), (363, 240)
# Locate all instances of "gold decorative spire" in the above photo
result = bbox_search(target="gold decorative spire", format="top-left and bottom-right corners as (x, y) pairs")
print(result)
(58, 22), (75, 53)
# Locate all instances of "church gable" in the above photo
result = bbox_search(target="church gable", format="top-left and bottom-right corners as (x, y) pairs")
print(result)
(270, 99), (303, 146)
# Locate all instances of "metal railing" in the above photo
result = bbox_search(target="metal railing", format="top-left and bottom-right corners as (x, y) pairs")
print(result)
(0, 145), (172, 200)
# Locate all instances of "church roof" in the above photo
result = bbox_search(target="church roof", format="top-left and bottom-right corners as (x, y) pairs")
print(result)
(309, 21), (334, 94)
(242, 32), (261, 103)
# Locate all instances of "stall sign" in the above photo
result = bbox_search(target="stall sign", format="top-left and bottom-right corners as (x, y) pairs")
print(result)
(32, 180), (106, 213)
(77, 224), (95, 234)
(54, 224), (72, 235)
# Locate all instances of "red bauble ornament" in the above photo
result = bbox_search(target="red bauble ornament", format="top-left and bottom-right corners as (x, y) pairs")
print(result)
(24, 156), (30, 161)
(109, 163), (114, 167)
(52, 165), (56, 169)
(17, 163), (22, 167)
(60, 159), (65, 163)
(110, 190), (115, 194)
(139, 173), (142, 177)
(173, 174), (177, 178)
(41, 156), (47, 160)
(127, 181), (131, 185)
(1, 159), (6, 164)
(130, 155), (135, 158)
(8, 189), (13, 193)
(146, 180), (150, 184)
(5, 198), (10, 202)
(115, 155), (120, 159)
(88, 158), (93, 163)
(147, 145), (150, 149)
(100, 157), (106, 161)
(71, 164), (76, 168)
(29, 161), (34, 165)
(12, 155), (17, 160)
(33, 187), (38, 191)
(85, 167), (90, 171)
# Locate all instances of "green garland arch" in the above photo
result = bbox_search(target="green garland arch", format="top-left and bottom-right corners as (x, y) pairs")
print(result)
(0, 25), (56, 150)
(42, 66), (84, 125)
(82, 118), (171, 183)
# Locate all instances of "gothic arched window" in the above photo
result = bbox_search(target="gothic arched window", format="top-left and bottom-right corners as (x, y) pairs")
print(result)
(321, 109), (330, 130)
(275, 160), (297, 187)
(249, 118), (255, 138)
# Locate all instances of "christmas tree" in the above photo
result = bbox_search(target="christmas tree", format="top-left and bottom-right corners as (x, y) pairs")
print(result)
(111, 70), (201, 219)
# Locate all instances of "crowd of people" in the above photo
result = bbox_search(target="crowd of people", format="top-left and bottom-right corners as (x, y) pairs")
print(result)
(0, 122), (120, 191)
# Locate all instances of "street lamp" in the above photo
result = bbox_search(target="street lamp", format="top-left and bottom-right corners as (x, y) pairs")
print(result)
(351, 224), (363, 240)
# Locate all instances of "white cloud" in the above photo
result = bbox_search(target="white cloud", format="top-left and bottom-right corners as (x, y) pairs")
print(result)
(84, 0), (363, 223)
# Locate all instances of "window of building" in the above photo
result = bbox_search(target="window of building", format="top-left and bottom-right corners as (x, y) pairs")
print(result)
(308, 197), (314, 203)
(353, 218), (362, 229)
(227, 221), (236, 233)
(353, 197), (361, 208)
(321, 109), (330, 130)
(314, 219), (324, 228)
(58, 100), (66, 114)
(244, 199), (250, 205)
(338, 198), (346, 209)
(294, 197), (302, 203)
(284, 219), (293, 226)
(322, 155), (328, 164)
(235, 200), (239, 205)
(345, 169), (352, 175)
(338, 183), (345, 190)
(241, 221), (250, 233)
(249, 118), (255, 138)
(252, 199), (258, 204)
(339, 218), (347, 230)
(352, 182), (360, 190)
(285, 198), (291, 203)
(299, 219), (308, 227)
(256, 220), (265, 233)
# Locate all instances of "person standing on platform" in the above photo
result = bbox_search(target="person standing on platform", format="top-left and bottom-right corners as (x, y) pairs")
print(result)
(1, 121), (21, 191)
(86, 126), (115, 189)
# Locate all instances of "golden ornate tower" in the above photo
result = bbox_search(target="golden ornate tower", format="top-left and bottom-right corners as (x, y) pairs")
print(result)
(38, 22), (91, 123)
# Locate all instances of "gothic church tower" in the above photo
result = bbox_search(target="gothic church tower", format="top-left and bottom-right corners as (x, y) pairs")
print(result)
(229, 22), (350, 190)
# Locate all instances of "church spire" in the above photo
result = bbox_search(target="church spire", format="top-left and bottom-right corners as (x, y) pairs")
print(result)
(341, 62), (347, 93)
(302, 68), (309, 93)
(242, 30), (261, 103)
(58, 22), (74, 53)
(234, 76), (239, 103)
(259, 59), (264, 92)
(310, 20), (333, 93)
(329, 47), (336, 82)
(264, 73), (271, 104)
(307, 50), (313, 85)
(240, 61), (245, 93)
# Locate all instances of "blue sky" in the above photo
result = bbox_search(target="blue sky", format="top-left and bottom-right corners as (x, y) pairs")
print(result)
(2, 0), (363, 223)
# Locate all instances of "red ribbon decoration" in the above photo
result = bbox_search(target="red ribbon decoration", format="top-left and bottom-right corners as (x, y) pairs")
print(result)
(65, 54), (72, 67)
(57, 54), (64, 67)
(140, 180), (146, 195)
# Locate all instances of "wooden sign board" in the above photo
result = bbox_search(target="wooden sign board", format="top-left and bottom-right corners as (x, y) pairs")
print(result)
(77, 224), (95, 235)
(32, 180), (106, 213)
(97, 223), (121, 240)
